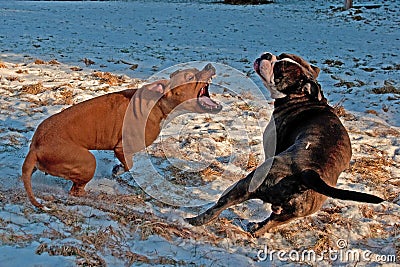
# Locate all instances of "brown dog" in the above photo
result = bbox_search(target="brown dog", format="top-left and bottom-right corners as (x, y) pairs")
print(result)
(186, 53), (384, 236)
(22, 63), (222, 209)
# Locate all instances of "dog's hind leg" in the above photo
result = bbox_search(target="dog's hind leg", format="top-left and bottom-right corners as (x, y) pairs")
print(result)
(40, 147), (97, 197)
(186, 171), (255, 226)
(67, 150), (96, 197)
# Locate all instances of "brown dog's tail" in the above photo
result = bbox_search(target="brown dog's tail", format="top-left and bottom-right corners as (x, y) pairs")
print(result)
(301, 170), (384, 204)
(21, 150), (44, 209)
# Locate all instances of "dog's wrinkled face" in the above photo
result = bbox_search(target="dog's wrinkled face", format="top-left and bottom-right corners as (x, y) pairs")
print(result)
(165, 63), (222, 113)
(254, 52), (321, 100)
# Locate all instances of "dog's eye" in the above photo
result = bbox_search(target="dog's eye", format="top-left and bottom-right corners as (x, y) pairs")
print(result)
(186, 73), (195, 81)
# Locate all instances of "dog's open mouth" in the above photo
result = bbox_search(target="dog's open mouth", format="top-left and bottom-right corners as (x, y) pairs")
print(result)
(254, 58), (270, 84)
(197, 83), (222, 112)
(254, 58), (261, 75)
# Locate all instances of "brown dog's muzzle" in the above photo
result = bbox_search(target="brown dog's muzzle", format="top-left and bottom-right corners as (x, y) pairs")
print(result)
(196, 64), (222, 113)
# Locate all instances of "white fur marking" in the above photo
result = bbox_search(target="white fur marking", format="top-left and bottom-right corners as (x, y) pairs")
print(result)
(305, 142), (311, 150)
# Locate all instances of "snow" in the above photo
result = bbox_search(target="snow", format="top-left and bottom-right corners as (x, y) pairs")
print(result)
(0, 0), (399, 266)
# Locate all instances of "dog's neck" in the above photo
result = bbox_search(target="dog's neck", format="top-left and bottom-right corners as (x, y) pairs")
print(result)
(274, 94), (306, 106)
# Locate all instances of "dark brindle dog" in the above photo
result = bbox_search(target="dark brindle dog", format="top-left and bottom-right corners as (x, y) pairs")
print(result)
(186, 52), (384, 237)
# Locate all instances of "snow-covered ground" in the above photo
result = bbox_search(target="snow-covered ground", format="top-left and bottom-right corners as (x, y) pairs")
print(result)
(0, 0), (399, 266)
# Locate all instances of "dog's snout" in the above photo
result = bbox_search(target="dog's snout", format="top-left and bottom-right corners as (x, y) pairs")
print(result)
(201, 63), (216, 77)
(204, 63), (216, 73)
(260, 52), (273, 61)
(204, 63), (213, 70)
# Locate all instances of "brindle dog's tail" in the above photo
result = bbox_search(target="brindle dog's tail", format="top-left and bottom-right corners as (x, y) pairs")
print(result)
(301, 170), (384, 204)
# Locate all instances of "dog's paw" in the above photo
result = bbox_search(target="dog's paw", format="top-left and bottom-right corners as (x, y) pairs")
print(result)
(112, 164), (125, 178)
(247, 221), (260, 233)
(185, 216), (202, 226)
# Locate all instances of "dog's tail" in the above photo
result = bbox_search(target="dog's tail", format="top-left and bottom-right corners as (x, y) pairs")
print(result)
(21, 150), (44, 209)
(301, 170), (384, 204)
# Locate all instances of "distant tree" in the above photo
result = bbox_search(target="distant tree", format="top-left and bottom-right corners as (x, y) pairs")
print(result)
(344, 0), (353, 9)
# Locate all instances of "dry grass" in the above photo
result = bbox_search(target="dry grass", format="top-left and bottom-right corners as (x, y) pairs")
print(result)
(359, 205), (375, 219)
(247, 152), (259, 170)
(365, 109), (379, 116)
(34, 59), (46, 65)
(21, 82), (45, 95)
(0, 62), (7, 68)
(33, 58), (60, 65)
(372, 82), (400, 94)
(36, 243), (106, 266)
(48, 59), (60, 65)
(233, 152), (259, 171)
(210, 218), (254, 245)
(15, 69), (28, 74)
(70, 66), (83, 71)
(333, 104), (356, 121)
(201, 164), (224, 181)
(82, 58), (95, 66)
(5, 76), (21, 82)
(348, 144), (394, 185)
(92, 71), (126, 86)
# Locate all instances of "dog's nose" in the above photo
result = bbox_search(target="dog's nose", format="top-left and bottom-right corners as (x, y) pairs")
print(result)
(202, 63), (216, 76)
(260, 52), (273, 61)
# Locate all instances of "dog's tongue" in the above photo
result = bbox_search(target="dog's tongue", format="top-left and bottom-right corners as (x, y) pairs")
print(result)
(199, 96), (219, 108)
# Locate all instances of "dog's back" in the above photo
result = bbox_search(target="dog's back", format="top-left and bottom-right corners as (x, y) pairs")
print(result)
(271, 97), (351, 186)
(31, 89), (135, 151)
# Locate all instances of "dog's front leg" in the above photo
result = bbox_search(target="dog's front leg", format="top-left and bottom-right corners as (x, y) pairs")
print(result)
(186, 171), (255, 226)
(249, 212), (297, 237)
(112, 146), (132, 176)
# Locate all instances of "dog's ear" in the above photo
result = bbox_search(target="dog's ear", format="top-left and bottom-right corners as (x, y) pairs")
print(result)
(310, 65), (320, 79)
(170, 69), (181, 78)
(145, 79), (169, 94)
(302, 81), (323, 101)
(273, 60), (302, 86)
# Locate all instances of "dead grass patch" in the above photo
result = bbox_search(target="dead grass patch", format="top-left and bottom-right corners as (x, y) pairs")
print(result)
(359, 205), (375, 219)
(82, 58), (95, 66)
(312, 234), (334, 254)
(235, 102), (253, 111)
(70, 66), (83, 71)
(365, 109), (379, 116)
(48, 59), (60, 65)
(233, 152), (259, 171)
(15, 69), (28, 74)
(212, 218), (253, 243)
(370, 126), (400, 138)
(333, 104), (356, 121)
(21, 82), (45, 95)
(33, 59), (60, 65)
(315, 211), (352, 227)
(201, 164), (224, 181)
(348, 145), (394, 185)
(36, 243), (106, 266)
(92, 71), (126, 86)
(55, 89), (74, 105)
(5, 76), (21, 82)
(34, 59), (46, 65)
(372, 81), (400, 94)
